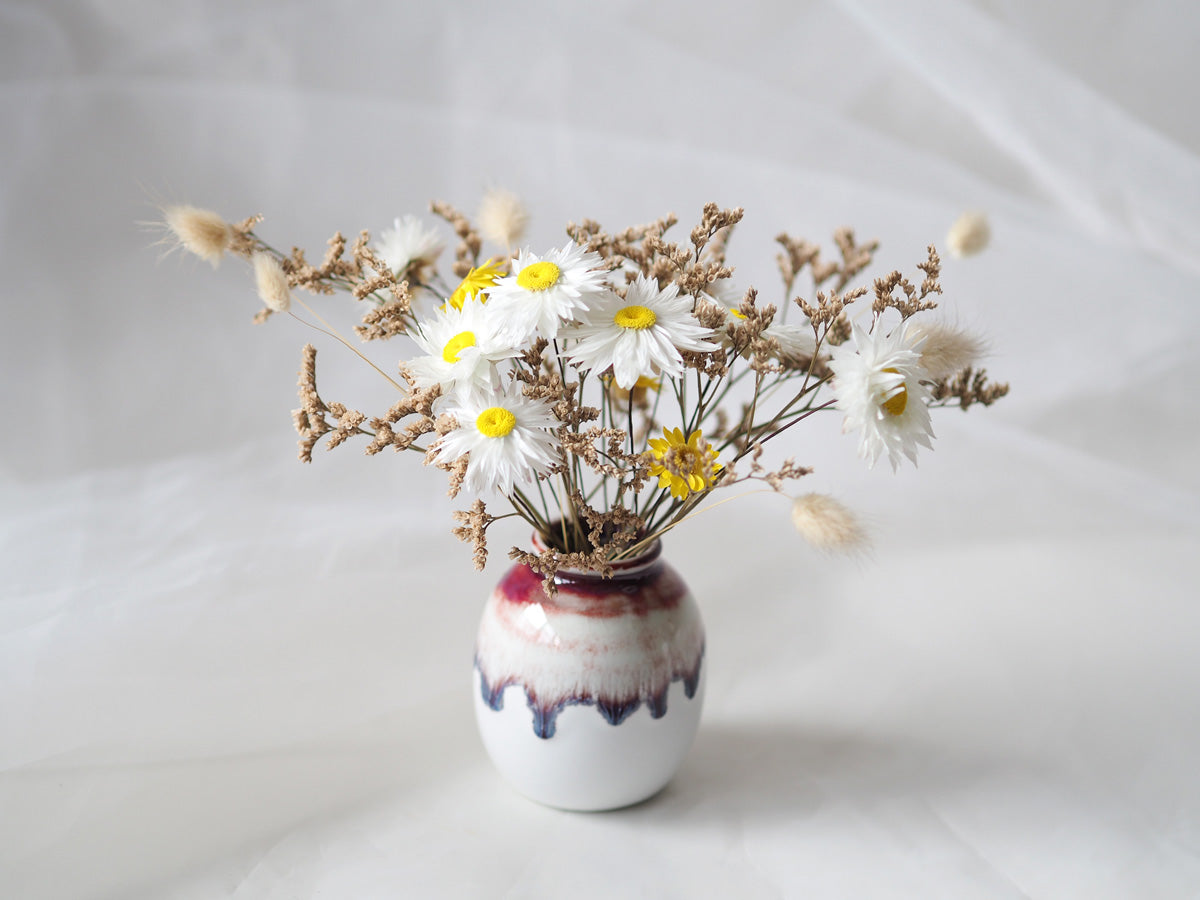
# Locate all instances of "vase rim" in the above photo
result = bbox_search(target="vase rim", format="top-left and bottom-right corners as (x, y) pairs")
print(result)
(529, 529), (662, 579)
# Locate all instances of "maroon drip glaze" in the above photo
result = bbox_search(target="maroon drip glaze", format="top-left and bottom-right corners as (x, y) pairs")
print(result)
(496, 558), (687, 618)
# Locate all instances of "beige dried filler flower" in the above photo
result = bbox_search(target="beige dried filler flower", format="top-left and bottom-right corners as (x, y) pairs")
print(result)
(164, 204), (234, 266)
(946, 211), (990, 258)
(478, 188), (529, 249)
(790, 493), (868, 553)
(252, 251), (292, 312)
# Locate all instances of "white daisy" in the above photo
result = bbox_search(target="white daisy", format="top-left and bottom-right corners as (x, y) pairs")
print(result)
(376, 215), (444, 277)
(433, 383), (561, 496)
(567, 275), (718, 389)
(484, 242), (608, 341)
(829, 320), (935, 471)
(406, 298), (520, 392)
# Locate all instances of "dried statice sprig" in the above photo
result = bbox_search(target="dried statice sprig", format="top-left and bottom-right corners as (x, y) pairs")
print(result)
(871, 245), (942, 319)
(777, 227), (879, 297)
(724, 442), (813, 492)
(505, 492), (646, 595)
(929, 367), (1010, 410)
(566, 213), (678, 272)
(430, 200), (482, 278)
(294, 343), (336, 462)
(293, 346), (439, 462)
(293, 344), (373, 458)
(452, 499), (495, 571)
(356, 300), (414, 342)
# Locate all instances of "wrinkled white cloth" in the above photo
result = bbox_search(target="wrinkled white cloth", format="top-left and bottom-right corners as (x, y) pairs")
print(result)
(3, 1), (1199, 897)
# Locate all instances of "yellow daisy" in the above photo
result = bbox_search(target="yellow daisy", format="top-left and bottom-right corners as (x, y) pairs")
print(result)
(646, 427), (722, 499)
(446, 259), (506, 311)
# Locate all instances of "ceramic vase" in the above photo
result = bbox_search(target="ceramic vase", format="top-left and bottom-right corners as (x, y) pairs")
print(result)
(473, 538), (705, 811)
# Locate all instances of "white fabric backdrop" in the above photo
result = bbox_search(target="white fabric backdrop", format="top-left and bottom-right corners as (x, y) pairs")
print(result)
(3, 1), (1199, 897)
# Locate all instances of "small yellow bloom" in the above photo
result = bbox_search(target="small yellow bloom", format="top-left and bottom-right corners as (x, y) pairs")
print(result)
(607, 374), (660, 410)
(446, 259), (506, 310)
(647, 427), (722, 499)
(631, 375), (660, 391)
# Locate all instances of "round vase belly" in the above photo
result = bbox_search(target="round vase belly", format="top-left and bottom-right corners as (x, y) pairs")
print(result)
(473, 541), (705, 811)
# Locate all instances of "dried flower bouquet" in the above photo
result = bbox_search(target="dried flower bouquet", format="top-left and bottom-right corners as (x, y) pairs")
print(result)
(164, 197), (1006, 586)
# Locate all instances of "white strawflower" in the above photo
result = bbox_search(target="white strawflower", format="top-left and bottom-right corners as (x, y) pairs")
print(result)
(252, 252), (291, 313)
(407, 297), (520, 392)
(433, 383), (561, 496)
(829, 320), (935, 470)
(478, 188), (529, 248)
(376, 215), (444, 277)
(946, 211), (990, 258)
(567, 275), (716, 388)
(485, 242), (608, 341)
(164, 205), (234, 266)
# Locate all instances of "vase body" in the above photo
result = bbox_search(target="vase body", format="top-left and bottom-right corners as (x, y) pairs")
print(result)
(473, 540), (705, 811)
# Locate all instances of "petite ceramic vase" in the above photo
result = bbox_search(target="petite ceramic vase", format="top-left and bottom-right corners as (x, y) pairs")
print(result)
(473, 538), (705, 811)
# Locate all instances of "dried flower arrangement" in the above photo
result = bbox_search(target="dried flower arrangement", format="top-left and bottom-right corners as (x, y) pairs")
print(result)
(163, 195), (1006, 587)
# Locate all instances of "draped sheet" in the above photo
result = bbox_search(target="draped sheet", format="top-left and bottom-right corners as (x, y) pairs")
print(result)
(3, 1), (1198, 896)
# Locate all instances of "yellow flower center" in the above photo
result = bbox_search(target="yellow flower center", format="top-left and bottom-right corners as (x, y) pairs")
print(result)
(613, 305), (657, 330)
(516, 261), (561, 292)
(476, 406), (517, 438)
(442, 330), (476, 364)
(728, 308), (747, 320)
(880, 367), (908, 417)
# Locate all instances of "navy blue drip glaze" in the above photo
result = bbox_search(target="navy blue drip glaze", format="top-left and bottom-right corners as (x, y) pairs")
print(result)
(476, 645), (705, 739)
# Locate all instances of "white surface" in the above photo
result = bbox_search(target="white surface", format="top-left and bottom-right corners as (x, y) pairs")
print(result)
(3, 0), (1199, 897)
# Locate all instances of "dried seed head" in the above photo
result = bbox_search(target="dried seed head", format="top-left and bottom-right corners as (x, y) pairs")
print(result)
(252, 251), (292, 312)
(909, 321), (985, 379)
(791, 493), (868, 552)
(163, 205), (235, 266)
(946, 211), (990, 258)
(478, 188), (529, 248)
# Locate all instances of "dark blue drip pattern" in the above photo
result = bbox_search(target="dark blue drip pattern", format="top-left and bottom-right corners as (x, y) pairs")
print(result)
(477, 646), (705, 739)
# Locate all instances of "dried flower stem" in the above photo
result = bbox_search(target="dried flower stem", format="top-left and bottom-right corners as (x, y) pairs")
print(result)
(288, 295), (404, 392)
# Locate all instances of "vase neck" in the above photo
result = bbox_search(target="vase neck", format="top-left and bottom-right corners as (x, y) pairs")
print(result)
(528, 531), (663, 581)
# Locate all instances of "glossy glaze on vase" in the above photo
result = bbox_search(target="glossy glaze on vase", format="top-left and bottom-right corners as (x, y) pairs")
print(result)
(474, 540), (705, 811)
